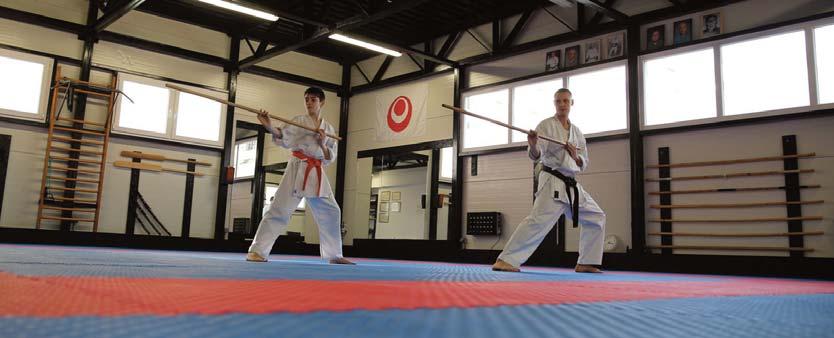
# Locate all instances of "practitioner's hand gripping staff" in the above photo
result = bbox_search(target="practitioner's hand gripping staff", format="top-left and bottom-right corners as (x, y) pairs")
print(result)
(441, 104), (581, 150)
(165, 84), (342, 141)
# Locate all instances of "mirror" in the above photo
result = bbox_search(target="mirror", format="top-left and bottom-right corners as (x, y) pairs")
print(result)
(355, 140), (453, 241)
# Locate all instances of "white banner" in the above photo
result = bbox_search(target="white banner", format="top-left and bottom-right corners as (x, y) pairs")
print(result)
(375, 82), (428, 141)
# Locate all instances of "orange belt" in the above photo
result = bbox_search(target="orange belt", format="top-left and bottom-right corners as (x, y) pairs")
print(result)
(292, 151), (323, 197)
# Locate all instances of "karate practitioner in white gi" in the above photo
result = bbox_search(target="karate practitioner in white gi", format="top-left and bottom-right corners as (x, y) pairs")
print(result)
(492, 88), (606, 273)
(246, 87), (354, 265)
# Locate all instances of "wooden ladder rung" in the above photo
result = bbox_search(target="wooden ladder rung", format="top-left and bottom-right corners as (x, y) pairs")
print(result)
(40, 215), (95, 223)
(56, 117), (106, 127)
(53, 126), (105, 136)
(49, 165), (101, 175)
(46, 175), (100, 184)
(47, 196), (98, 203)
(42, 206), (96, 213)
(50, 145), (104, 156)
(48, 186), (98, 193)
(51, 135), (105, 145)
(49, 155), (103, 165)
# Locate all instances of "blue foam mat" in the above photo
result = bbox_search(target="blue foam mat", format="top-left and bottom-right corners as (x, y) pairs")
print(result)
(2, 295), (833, 338)
(0, 244), (723, 282)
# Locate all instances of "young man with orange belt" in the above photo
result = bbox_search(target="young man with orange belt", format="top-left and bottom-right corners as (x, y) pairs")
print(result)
(246, 87), (354, 265)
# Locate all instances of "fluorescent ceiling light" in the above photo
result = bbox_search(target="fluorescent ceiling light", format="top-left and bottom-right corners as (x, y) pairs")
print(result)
(329, 34), (402, 57)
(196, 0), (279, 21)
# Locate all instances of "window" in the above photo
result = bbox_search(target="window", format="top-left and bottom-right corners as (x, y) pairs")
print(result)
(440, 147), (453, 180)
(462, 63), (628, 151)
(234, 138), (257, 179)
(175, 92), (222, 142)
(643, 48), (717, 125)
(512, 79), (561, 142)
(296, 198), (306, 211)
(463, 89), (508, 148)
(118, 79), (170, 134)
(567, 65), (627, 134)
(115, 73), (225, 147)
(721, 31), (809, 115)
(815, 24), (834, 104)
(0, 49), (52, 121)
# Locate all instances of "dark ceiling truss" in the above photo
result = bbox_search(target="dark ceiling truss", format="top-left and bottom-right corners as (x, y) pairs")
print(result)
(236, 0), (453, 70)
(372, 55), (395, 83)
(502, 10), (535, 49)
(465, 30), (492, 53)
(92, 0), (146, 32)
(355, 64), (372, 84)
(542, 7), (576, 32)
(575, 0), (629, 23)
(588, 0), (619, 26)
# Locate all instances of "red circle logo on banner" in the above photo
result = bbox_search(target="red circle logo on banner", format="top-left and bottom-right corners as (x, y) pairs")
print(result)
(387, 96), (412, 133)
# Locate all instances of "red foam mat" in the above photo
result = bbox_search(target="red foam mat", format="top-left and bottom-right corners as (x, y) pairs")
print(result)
(3, 272), (834, 317)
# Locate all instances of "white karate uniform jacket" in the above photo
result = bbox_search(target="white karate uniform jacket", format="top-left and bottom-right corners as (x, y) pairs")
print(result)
(498, 117), (607, 267)
(249, 114), (344, 260)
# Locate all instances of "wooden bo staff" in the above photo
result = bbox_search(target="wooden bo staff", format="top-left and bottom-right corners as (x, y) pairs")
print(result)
(649, 216), (823, 223)
(645, 169), (814, 182)
(114, 161), (204, 176)
(647, 153), (816, 169)
(165, 84), (342, 141)
(648, 231), (824, 237)
(121, 151), (211, 166)
(441, 104), (579, 149)
(650, 200), (824, 209)
(648, 184), (821, 195)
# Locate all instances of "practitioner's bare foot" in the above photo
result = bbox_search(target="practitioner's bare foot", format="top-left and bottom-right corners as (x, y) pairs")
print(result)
(246, 252), (267, 262)
(575, 264), (601, 273)
(492, 259), (521, 272)
(329, 257), (356, 265)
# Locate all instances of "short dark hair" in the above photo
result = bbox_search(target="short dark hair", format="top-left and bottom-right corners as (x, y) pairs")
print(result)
(304, 87), (325, 101)
(555, 88), (572, 97)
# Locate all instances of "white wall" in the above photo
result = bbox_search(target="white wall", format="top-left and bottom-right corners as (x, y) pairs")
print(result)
(0, 3), (339, 242)
(342, 74), (453, 245)
(644, 116), (834, 258)
(461, 139), (631, 252)
(372, 166), (429, 240)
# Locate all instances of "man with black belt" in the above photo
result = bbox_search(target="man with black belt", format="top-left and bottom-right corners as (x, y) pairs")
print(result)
(492, 88), (606, 273)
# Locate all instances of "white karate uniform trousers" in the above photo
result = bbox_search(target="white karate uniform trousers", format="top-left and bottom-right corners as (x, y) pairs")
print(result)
(248, 161), (344, 261)
(497, 183), (606, 267)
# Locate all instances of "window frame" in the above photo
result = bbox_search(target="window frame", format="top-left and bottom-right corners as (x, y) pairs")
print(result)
(113, 72), (227, 148)
(461, 60), (629, 152)
(639, 17), (834, 131)
(0, 48), (54, 123)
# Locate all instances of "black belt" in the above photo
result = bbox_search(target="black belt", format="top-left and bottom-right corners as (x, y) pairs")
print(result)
(542, 166), (579, 228)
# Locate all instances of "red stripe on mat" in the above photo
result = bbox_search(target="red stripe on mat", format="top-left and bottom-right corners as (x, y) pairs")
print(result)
(2, 272), (833, 317)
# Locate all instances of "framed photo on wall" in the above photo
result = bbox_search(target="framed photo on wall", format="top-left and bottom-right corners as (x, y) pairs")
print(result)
(606, 33), (624, 58)
(673, 19), (693, 45)
(379, 212), (389, 223)
(701, 12), (722, 38)
(380, 202), (389, 212)
(390, 201), (401, 212)
(545, 49), (561, 71)
(584, 39), (601, 63)
(380, 191), (390, 201)
(392, 191), (401, 201)
(564, 45), (580, 68)
(646, 25), (665, 50)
